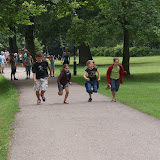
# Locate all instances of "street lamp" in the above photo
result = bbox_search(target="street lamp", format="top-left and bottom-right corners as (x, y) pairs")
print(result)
(71, 11), (78, 76)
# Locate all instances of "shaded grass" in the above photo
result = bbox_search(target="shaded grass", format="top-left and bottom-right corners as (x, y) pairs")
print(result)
(54, 56), (160, 119)
(0, 75), (19, 160)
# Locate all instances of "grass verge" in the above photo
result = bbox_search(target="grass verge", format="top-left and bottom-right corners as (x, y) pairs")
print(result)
(0, 75), (19, 160)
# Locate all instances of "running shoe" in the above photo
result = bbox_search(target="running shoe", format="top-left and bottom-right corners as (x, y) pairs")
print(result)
(37, 99), (41, 105)
(88, 98), (92, 102)
(41, 94), (46, 102)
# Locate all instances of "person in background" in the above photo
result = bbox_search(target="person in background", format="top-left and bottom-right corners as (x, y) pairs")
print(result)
(49, 55), (55, 77)
(19, 52), (23, 67)
(23, 49), (28, 71)
(14, 53), (18, 67)
(24, 52), (33, 79)
(0, 51), (7, 74)
(4, 49), (10, 65)
(10, 54), (18, 80)
(62, 48), (70, 65)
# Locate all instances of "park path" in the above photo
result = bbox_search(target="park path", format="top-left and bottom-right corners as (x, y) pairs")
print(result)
(3, 67), (160, 160)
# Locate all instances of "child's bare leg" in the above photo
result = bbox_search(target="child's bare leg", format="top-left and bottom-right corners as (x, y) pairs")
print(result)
(36, 91), (40, 100)
(112, 91), (116, 101)
(64, 87), (69, 102)
(41, 90), (45, 96)
(58, 91), (63, 96)
(89, 93), (92, 98)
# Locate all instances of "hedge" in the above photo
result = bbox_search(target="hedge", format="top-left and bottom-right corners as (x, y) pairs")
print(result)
(90, 46), (160, 57)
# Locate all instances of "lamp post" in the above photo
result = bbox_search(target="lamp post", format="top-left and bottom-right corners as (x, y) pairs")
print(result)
(71, 11), (78, 76)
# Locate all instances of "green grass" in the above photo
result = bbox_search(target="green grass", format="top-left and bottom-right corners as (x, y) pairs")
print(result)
(54, 56), (160, 119)
(0, 75), (19, 160)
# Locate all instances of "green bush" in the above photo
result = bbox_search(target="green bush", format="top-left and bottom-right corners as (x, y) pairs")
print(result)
(91, 46), (160, 57)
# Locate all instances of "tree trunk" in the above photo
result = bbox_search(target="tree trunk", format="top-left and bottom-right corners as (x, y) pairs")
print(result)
(9, 26), (18, 54)
(25, 17), (35, 57)
(79, 43), (92, 65)
(122, 28), (130, 75)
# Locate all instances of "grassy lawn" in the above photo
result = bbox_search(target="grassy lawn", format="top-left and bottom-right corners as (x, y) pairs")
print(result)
(53, 56), (160, 119)
(0, 75), (19, 160)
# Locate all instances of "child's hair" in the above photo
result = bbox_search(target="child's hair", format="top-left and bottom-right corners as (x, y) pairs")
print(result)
(61, 64), (69, 72)
(113, 58), (119, 62)
(1, 51), (4, 54)
(86, 60), (97, 68)
(35, 52), (42, 57)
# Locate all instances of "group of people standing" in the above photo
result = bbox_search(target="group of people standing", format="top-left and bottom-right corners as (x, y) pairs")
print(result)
(32, 49), (127, 105)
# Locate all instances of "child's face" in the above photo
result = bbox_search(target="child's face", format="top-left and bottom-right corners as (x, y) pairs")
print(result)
(64, 66), (69, 73)
(88, 62), (94, 68)
(113, 60), (119, 66)
(36, 57), (42, 63)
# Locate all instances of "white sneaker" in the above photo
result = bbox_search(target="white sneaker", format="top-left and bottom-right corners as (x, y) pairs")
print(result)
(37, 99), (41, 105)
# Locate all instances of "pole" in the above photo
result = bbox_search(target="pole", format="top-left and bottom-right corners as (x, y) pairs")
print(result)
(73, 41), (77, 75)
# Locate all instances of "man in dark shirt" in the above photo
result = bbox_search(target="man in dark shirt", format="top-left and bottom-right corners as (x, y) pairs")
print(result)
(32, 52), (51, 105)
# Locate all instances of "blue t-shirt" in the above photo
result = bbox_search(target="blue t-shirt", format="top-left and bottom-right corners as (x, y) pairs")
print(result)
(0, 55), (5, 64)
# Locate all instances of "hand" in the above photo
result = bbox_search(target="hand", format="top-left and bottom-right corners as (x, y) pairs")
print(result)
(98, 78), (101, 81)
(69, 82), (72, 85)
(86, 78), (90, 81)
(60, 85), (63, 87)
(107, 84), (111, 88)
(34, 80), (38, 86)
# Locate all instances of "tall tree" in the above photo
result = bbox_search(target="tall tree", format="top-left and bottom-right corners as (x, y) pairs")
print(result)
(98, 0), (160, 75)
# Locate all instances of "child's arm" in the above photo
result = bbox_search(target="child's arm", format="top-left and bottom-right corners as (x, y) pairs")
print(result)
(69, 73), (72, 85)
(57, 72), (64, 87)
(83, 72), (90, 81)
(97, 70), (101, 81)
(33, 73), (37, 86)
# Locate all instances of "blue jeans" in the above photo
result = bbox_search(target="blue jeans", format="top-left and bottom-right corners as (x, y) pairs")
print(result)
(85, 80), (99, 94)
(26, 65), (31, 76)
(110, 78), (120, 92)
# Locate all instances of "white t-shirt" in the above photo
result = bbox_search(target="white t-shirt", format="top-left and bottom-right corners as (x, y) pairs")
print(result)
(4, 51), (10, 57)
(0, 55), (5, 64)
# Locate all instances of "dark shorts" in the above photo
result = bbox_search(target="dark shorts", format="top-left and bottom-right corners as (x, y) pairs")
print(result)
(110, 78), (120, 92)
(85, 80), (99, 94)
(20, 60), (23, 63)
(63, 61), (69, 65)
(11, 66), (16, 74)
(58, 83), (69, 91)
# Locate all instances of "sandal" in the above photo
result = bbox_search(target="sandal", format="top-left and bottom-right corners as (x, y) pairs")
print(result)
(111, 99), (116, 102)
(64, 101), (69, 104)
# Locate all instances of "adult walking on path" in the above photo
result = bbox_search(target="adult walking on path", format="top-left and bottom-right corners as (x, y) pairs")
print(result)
(3, 67), (160, 160)
(62, 48), (70, 65)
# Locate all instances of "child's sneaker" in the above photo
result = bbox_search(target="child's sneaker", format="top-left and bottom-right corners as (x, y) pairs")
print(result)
(41, 94), (46, 102)
(88, 98), (92, 102)
(64, 100), (69, 104)
(37, 99), (41, 105)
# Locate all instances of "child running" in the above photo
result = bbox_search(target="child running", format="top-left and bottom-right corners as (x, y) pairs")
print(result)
(106, 58), (127, 102)
(57, 64), (72, 104)
(10, 54), (18, 80)
(49, 55), (55, 77)
(32, 52), (52, 105)
(83, 60), (100, 102)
